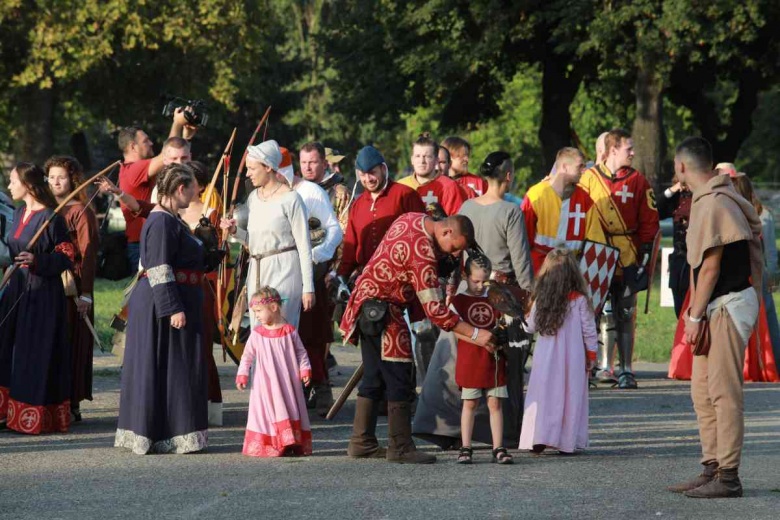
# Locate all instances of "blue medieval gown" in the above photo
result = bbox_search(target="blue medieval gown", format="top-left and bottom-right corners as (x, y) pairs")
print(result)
(0, 207), (74, 434)
(114, 210), (208, 454)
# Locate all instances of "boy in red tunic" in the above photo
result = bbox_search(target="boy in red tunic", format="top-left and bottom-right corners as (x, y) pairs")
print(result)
(453, 254), (513, 465)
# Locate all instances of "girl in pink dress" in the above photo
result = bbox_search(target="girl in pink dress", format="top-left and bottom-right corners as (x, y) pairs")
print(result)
(520, 248), (598, 455)
(236, 286), (312, 457)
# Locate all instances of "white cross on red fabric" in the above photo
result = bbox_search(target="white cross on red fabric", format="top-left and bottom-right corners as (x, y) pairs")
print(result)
(421, 190), (438, 205)
(570, 203), (585, 236)
(615, 185), (634, 204)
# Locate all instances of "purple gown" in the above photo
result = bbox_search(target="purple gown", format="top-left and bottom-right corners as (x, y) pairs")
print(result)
(115, 211), (208, 454)
(0, 207), (73, 434)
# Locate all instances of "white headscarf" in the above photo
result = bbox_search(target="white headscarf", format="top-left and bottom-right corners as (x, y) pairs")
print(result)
(247, 139), (282, 171)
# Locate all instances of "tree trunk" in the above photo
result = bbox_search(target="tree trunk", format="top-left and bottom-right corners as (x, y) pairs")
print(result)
(15, 87), (56, 165)
(538, 54), (582, 176)
(631, 67), (664, 186)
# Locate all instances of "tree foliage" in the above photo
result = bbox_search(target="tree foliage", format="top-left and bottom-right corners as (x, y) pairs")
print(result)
(0, 0), (779, 186)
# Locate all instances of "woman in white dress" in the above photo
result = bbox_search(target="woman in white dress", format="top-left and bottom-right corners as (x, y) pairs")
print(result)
(222, 140), (314, 328)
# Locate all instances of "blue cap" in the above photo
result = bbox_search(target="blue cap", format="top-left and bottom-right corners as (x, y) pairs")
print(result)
(355, 145), (385, 172)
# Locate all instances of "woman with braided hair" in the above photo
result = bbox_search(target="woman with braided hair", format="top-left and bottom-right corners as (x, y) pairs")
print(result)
(115, 163), (209, 454)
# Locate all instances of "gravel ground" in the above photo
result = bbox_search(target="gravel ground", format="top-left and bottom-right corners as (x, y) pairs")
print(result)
(1, 345), (778, 520)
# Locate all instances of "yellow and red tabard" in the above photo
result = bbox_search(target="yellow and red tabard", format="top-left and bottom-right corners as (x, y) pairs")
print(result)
(521, 181), (605, 274)
(578, 164), (659, 271)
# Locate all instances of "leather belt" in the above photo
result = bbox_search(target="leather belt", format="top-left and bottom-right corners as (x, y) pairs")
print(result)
(252, 245), (296, 261)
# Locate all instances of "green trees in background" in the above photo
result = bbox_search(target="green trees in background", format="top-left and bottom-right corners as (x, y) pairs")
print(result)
(2, 0), (779, 189)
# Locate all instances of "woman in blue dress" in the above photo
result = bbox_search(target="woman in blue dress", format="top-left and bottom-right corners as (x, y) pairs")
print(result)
(0, 163), (74, 434)
(115, 164), (208, 454)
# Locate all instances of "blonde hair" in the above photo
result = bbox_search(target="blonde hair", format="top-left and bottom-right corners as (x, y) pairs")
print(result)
(250, 286), (282, 308)
(532, 248), (591, 336)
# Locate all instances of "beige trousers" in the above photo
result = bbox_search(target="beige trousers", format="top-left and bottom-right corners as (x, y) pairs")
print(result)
(691, 287), (758, 469)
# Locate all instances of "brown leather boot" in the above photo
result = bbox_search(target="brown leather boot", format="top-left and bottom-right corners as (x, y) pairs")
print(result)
(386, 401), (436, 464)
(347, 397), (386, 458)
(684, 468), (743, 498)
(667, 460), (718, 493)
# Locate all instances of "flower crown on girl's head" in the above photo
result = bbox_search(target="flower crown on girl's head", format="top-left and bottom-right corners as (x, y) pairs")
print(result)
(252, 296), (281, 306)
(250, 286), (284, 308)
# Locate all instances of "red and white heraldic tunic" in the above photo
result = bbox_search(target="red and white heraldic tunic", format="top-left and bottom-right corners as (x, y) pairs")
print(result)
(339, 213), (461, 362)
(451, 292), (506, 389)
(453, 173), (488, 198)
(397, 174), (469, 217)
(578, 164), (660, 270)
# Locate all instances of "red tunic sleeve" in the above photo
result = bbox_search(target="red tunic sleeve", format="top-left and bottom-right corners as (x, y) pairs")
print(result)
(72, 205), (99, 294)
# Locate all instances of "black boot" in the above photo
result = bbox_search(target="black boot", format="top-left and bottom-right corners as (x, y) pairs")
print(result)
(386, 401), (435, 464)
(313, 384), (334, 418)
(667, 460), (718, 493)
(684, 468), (743, 498)
(347, 397), (386, 458)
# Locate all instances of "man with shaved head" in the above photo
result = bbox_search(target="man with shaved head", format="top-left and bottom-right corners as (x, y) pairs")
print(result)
(667, 137), (763, 498)
(340, 211), (494, 464)
(522, 147), (606, 273)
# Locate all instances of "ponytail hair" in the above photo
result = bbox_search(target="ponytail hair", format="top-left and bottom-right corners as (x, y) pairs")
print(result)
(479, 151), (512, 181)
(413, 132), (439, 156)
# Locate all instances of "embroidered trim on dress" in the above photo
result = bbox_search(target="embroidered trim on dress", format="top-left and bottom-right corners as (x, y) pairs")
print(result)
(6, 397), (70, 434)
(114, 428), (208, 455)
(242, 419), (312, 457)
(146, 264), (175, 287)
(54, 242), (77, 263)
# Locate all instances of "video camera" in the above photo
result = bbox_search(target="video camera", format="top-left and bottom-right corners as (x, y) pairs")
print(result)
(161, 95), (209, 127)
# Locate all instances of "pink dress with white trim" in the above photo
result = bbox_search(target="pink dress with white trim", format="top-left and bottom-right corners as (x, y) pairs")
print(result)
(236, 324), (312, 457)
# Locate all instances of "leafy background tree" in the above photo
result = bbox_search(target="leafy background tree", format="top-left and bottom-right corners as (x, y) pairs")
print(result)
(1, 0), (779, 193)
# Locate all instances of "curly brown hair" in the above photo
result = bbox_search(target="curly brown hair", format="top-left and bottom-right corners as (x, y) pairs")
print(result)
(531, 248), (591, 336)
(44, 155), (85, 202)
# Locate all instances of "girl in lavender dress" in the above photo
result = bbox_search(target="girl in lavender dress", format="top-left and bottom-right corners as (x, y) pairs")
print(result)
(520, 248), (598, 454)
(236, 286), (312, 457)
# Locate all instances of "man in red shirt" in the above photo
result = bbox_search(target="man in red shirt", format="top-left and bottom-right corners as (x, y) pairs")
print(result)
(398, 133), (469, 216)
(117, 108), (193, 270)
(337, 146), (425, 283)
(441, 136), (488, 197)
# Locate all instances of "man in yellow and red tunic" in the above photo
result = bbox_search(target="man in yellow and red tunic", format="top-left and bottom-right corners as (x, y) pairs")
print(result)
(578, 128), (660, 389)
(521, 147), (606, 274)
(340, 212), (495, 464)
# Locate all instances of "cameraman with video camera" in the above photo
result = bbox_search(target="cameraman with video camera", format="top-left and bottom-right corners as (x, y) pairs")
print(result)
(117, 106), (199, 271)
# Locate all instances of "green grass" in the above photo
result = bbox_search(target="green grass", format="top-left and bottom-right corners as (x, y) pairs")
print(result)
(94, 277), (133, 348)
(93, 273), (780, 364)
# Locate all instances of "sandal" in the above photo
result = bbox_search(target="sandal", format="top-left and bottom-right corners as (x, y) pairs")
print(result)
(492, 447), (514, 465)
(457, 446), (473, 464)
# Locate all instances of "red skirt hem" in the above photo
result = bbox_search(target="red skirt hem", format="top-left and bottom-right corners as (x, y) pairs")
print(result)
(242, 419), (312, 458)
(2, 391), (70, 434)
